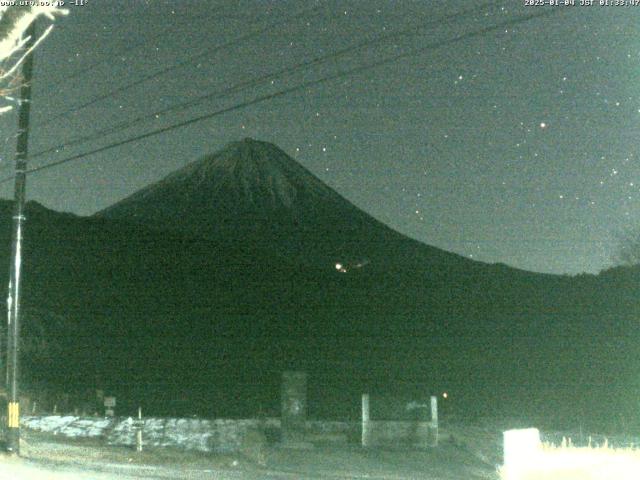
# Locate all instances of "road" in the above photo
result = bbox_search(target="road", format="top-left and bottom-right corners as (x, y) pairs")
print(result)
(0, 457), (467, 480)
(6, 432), (499, 480)
(0, 457), (307, 480)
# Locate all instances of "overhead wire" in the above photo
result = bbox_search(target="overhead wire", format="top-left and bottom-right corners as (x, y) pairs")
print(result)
(42, 2), (325, 126)
(0, 2), (278, 176)
(30, 0), (508, 162)
(0, 7), (563, 185)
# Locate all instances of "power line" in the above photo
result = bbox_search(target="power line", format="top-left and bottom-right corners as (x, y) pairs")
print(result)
(47, 5), (231, 86)
(30, 0), (507, 161)
(16, 8), (561, 181)
(47, 4), (411, 94)
(0, 8), (562, 185)
(43, 3), (325, 126)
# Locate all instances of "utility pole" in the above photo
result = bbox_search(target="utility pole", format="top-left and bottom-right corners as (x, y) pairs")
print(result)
(6, 19), (37, 454)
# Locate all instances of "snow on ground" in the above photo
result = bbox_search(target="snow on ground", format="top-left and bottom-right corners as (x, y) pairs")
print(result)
(18, 416), (504, 479)
(22, 415), (281, 453)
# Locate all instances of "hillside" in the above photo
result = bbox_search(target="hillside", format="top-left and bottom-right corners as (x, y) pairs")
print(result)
(0, 139), (635, 431)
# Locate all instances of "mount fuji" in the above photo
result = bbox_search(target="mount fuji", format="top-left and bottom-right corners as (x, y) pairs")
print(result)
(0, 138), (632, 428)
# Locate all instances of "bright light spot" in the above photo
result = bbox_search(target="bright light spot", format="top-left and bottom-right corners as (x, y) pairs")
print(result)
(442, 392), (448, 399)
(502, 428), (640, 478)
(335, 263), (342, 270)
(503, 428), (541, 470)
(539, 122), (547, 129)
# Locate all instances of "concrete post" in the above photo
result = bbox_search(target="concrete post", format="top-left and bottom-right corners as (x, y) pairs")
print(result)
(361, 393), (370, 447)
(135, 407), (143, 452)
(281, 371), (307, 447)
(430, 395), (438, 447)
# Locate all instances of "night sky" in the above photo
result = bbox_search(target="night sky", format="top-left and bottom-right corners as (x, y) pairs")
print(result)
(0, 0), (637, 275)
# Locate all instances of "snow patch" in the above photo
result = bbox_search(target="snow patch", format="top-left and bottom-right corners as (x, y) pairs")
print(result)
(22, 415), (281, 453)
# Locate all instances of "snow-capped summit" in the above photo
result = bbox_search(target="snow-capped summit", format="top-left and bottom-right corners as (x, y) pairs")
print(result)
(99, 138), (359, 223)
(96, 138), (467, 270)
(96, 139), (373, 261)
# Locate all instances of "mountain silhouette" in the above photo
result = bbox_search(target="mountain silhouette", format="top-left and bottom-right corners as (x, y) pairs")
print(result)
(0, 139), (634, 430)
(96, 138), (469, 270)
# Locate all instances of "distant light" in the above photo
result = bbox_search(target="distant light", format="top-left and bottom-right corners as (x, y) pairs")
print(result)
(539, 122), (547, 129)
(335, 262), (348, 273)
(442, 392), (448, 399)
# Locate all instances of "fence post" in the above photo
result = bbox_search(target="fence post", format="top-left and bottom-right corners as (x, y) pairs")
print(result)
(281, 371), (308, 447)
(135, 407), (143, 452)
(362, 393), (370, 447)
(430, 395), (438, 447)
